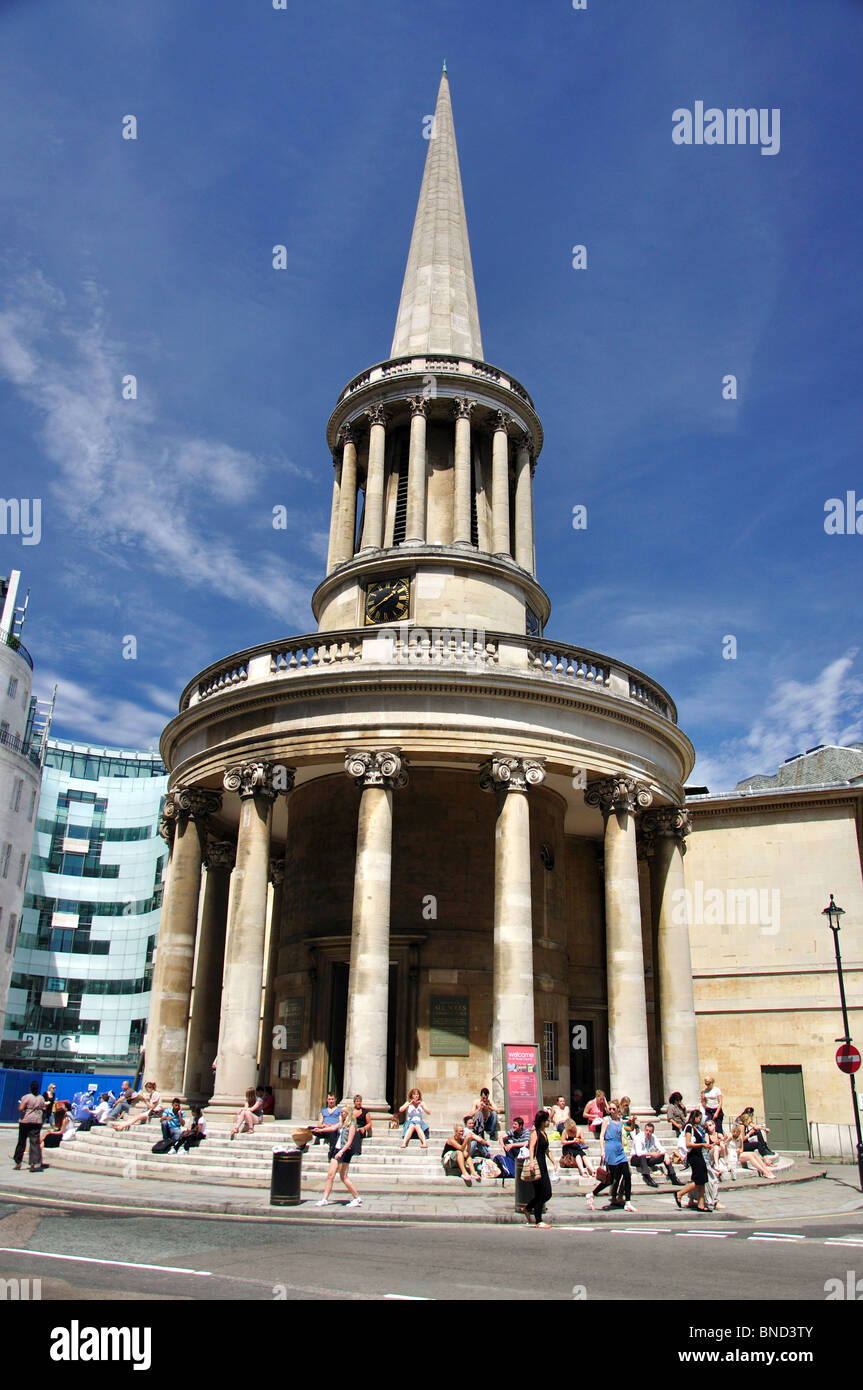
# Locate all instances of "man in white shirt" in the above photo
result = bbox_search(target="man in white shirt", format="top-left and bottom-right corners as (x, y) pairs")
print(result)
(630, 1122), (682, 1187)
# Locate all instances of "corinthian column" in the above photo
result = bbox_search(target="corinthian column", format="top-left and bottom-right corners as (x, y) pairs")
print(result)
(480, 753), (546, 1110)
(490, 410), (512, 556)
(325, 452), (342, 574)
(210, 763), (294, 1111)
(183, 838), (235, 1099)
(404, 396), (429, 544)
(342, 750), (408, 1110)
(360, 405), (388, 550)
(643, 806), (700, 1104)
(146, 786), (221, 1095)
(335, 424), (358, 564)
(514, 433), (535, 574)
(258, 856), (286, 1087)
(585, 775), (654, 1112)
(452, 397), (475, 546)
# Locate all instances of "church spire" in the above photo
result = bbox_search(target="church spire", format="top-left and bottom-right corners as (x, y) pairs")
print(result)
(390, 70), (484, 361)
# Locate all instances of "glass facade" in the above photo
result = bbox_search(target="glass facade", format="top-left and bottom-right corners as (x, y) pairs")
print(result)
(1, 738), (168, 1072)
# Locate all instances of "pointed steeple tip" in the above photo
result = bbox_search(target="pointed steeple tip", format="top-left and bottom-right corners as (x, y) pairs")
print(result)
(390, 66), (483, 362)
(442, 59), (447, 74)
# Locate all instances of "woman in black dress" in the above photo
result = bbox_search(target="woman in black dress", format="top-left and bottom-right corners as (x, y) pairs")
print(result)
(674, 1108), (709, 1212)
(524, 1109), (557, 1227)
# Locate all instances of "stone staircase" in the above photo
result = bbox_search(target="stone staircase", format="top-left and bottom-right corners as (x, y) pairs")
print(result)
(39, 1116), (792, 1195)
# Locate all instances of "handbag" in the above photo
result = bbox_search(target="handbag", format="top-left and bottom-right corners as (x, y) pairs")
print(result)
(595, 1163), (609, 1184)
(560, 1151), (579, 1168)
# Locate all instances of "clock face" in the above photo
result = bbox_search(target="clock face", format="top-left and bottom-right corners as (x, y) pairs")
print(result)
(364, 577), (410, 624)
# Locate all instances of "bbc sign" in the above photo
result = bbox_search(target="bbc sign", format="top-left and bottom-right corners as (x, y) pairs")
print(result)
(21, 1033), (81, 1053)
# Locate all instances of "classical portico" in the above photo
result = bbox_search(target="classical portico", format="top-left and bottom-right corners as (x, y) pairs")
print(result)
(152, 68), (699, 1123)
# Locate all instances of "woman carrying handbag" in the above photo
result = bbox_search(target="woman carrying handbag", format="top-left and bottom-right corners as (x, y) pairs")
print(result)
(523, 1109), (557, 1227)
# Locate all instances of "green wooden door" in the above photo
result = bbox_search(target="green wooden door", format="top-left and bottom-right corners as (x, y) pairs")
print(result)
(761, 1065), (808, 1150)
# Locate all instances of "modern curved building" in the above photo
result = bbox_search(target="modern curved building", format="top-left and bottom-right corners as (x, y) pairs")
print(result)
(1, 738), (167, 1072)
(152, 70), (701, 1121)
(0, 571), (45, 1032)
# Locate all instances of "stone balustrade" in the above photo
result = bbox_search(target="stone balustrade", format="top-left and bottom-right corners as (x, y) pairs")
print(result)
(336, 353), (535, 409)
(181, 630), (677, 724)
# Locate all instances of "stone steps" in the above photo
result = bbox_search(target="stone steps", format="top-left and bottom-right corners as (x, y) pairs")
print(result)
(37, 1122), (791, 1193)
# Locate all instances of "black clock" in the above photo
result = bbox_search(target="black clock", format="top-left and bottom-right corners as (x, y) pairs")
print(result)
(364, 577), (410, 624)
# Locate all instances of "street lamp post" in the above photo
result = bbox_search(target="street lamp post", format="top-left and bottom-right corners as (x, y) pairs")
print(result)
(822, 894), (863, 1192)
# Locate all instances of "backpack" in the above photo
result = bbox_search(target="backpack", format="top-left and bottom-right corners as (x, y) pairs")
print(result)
(151, 1138), (173, 1154)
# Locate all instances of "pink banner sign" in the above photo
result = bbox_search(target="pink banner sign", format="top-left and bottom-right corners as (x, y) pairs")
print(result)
(503, 1043), (543, 1130)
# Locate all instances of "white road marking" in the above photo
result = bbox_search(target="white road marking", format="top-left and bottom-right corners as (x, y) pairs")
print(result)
(747, 1233), (806, 1242)
(0, 1247), (212, 1275)
(384, 1293), (432, 1300)
(675, 1231), (729, 1238)
(612, 1227), (672, 1235)
(823, 1238), (863, 1247)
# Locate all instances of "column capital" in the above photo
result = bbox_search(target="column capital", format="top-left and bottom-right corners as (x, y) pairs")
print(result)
(642, 805), (691, 849)
(345, 749), (409, 790)
(516, 430), (535, 459)
(489, 408), (514, 436)
(205, 838), (236, 872)
(479, 753), (546, 794)
(163, 785), (223, 828)
(268, 858), (286, 887)
(338, 421), (356, 446)
(364, 404), (388, 429)
(585, 776), (653, 816)
(452, 396), (476, 420)
(223, 762), (295, 802)
(406, 394), (430, 418)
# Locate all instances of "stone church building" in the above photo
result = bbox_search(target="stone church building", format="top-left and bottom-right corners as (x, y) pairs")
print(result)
(151, 71), (862, 1144)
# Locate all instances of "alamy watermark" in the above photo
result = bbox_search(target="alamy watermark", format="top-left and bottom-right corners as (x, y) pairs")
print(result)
(0, 498), (41, 545)
(672, 882), (780, 935)
(672, 103), (780, 156)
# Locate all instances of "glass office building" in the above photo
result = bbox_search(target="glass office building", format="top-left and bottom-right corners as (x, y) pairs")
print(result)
(0, 738), (168, 1074)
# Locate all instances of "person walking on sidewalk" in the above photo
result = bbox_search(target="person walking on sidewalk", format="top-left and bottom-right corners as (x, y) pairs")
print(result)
(523, 1109), (557, 1227)
(586, 1101), (637, 1212)
(13, 1082), (48, 1171)
(316, 1105), (361, 1207)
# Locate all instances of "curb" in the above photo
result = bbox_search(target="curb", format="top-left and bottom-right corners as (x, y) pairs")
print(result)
(0, 1167), (846, 1227)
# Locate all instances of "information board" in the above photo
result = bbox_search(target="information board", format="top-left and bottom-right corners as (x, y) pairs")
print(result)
(430, 996), (470, 1055)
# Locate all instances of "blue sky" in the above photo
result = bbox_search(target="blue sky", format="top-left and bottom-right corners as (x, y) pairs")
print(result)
(1, 0), (861, 789)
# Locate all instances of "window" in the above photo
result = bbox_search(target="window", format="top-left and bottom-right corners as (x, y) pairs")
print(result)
(10, 777), (23, 812)
(46, 977), (67, 992)
(7, 676), (17, 698)
(0, 843), (11, 879)
(543, 1021), (559, 1082)
(5, 912), (17, 952)
(28, 787), (36, 821)
(17, 852), (27, 887)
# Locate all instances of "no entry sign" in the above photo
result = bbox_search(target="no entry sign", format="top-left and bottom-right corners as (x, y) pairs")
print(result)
(836, 1043), (861, 1074)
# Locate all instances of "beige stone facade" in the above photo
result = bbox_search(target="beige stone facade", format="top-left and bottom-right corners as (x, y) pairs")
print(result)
(149, 71), (862, 1145)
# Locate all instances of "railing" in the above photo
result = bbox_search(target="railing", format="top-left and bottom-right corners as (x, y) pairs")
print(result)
(2, 627), (33, 670)
(336, 354), (535, 409)
(271, 637), (363, 672)
(0, 725), (41, 767)
(197, 659), (249, 701)
(181, 629), (677, 725)
(527, 643), (611, 687)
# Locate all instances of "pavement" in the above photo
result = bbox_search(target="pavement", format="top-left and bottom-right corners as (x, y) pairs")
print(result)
(0, 1152), (860, 1225)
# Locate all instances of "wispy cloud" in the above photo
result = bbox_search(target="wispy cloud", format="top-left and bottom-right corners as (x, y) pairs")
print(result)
(691, 651), (863, 790)
(0, 271), (315, 623)
(40, 670), (169, 752)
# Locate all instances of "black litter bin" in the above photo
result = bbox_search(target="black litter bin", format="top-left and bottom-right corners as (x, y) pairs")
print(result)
(514, 1156), (534, 1212)
(270, 1148), (303, 1206)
